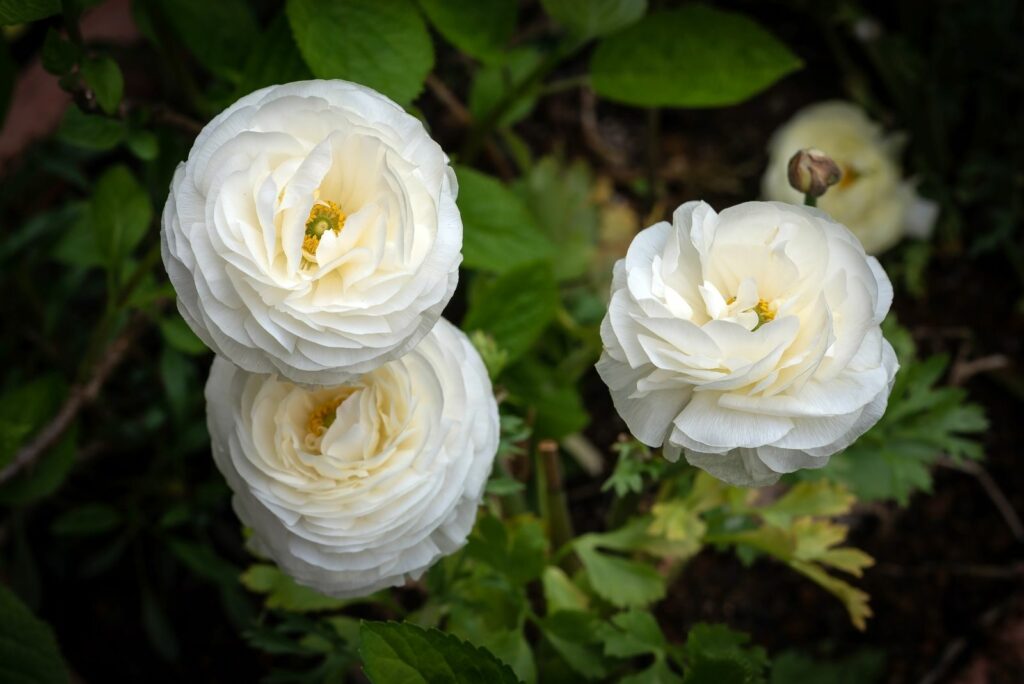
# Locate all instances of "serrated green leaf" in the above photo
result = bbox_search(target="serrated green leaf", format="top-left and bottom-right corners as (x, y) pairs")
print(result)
(359, 621), (519, 684)
(463, 261), (558, 362)
(598, 610), (665, 658)
(80, 57), (123, 115)
(624, 659), (684, 684)
(240, 564), (348, 613)
(455, 167), (555, 274)
(541, 0), (646, 39)
(57, 107), (125, 150)
(648, 500), (706, 560)
(590, 4), (801, 107)
(790, 560), (872, 631)
(418, 0), (516, 63)
(466, 514), (547, 585)
(287, 0), (433, 106)
(683, 623), (768, 684)
(575, 542), (665, 609)
(51, 503), (121, 537)
(0, 0), (60, 25)
(0, 584), (69, 684)
(538, 611), (608, 680)
(759, 481), (855, 527)
(542, 566), (590, 613)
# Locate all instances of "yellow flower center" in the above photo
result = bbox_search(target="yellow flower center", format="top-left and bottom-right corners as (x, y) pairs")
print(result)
(752, 299), (775, 329)
(306, 392), (352, 439)
(302, 200), (346, 261)
(726, 295), (775, 330)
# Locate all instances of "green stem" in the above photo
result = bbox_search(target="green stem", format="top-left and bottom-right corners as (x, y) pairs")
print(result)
(804, 193), (817, 208)
(536, 441), (575, 557)
(462, 35), (585, 163)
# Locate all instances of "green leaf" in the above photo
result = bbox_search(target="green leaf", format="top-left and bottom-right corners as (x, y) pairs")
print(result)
(51, 503), (121, 537)
(455, 167), (555, 274)
(125, 130), (159, 160)
(168, 539), (239, 587)
(468, 47), (544, 127)
(80, 57), (124, 115)
(759, 481), (854, 528)
(159, 315), (207, 355)
(590, 4), (802, 107)
(624, 659), (684, 684)
(0, 584), (69, 684)
(57, 107), (125, 150)
(542, 566), (590, 613)
(574, 536), (666, 609)
(0, 0), (60, 25)
(359, 621), (519, 684)
(241, 564), (349, 613)
(287, 0), (433, 107)
(158, 0), (258, 80)
(88, 165), (153, 275)
(0, 428), (77, 507)
(463, 261), (558, 362)
(235, 13), (312, 97)
(599, 610), (665, 658)
(647, 500), (706, 560)
(418, 0), (516, 63)
(770, 649), (885, 684)
(41, 29), (80, 75)
(465, 514), (547, 585)
(515, 157), (599, 281)
(503, 359), (590, 439)
(683, 623), (768, 684)
(538, 611), (608, 680)
(541, 0), (646, 40)
(0, 376), (62, 469)
(797, 322), (986, 504)
(790, 560), (872, 631)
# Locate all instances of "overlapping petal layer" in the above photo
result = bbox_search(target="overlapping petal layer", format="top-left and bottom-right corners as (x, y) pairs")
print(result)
(206, 319), (499, 597)
(597, 200), (898, 486)
(163, 80), (462, 384)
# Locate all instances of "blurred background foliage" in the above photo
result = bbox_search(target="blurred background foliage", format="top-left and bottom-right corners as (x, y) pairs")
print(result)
(0, 0), (1021, 682)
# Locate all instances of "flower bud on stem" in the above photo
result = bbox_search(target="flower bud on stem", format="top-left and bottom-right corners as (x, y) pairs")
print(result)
(788, 148), (842, 207)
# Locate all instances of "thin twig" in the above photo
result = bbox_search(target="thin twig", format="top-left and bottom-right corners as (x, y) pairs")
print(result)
(425, 74), (471, 125)
(949, 353), (1010, 386)
(425, 73), (515, 180)
(937, 457), (1024, 542)
(0, 312), (150, 485)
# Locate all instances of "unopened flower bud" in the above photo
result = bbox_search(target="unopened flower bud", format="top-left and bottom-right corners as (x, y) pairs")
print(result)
(787, 148), (842, 198)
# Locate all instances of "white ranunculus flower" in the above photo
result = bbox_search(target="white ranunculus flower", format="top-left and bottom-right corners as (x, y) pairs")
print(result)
(205, 318), (498, 597)
(597, 201), (898, 487)
(762, 101), (938, 254)
(162, 80), (462, 385)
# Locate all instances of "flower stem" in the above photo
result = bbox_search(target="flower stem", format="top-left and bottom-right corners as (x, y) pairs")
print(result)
(804, 193), (818, 208)
(536, 439), (574, 554)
